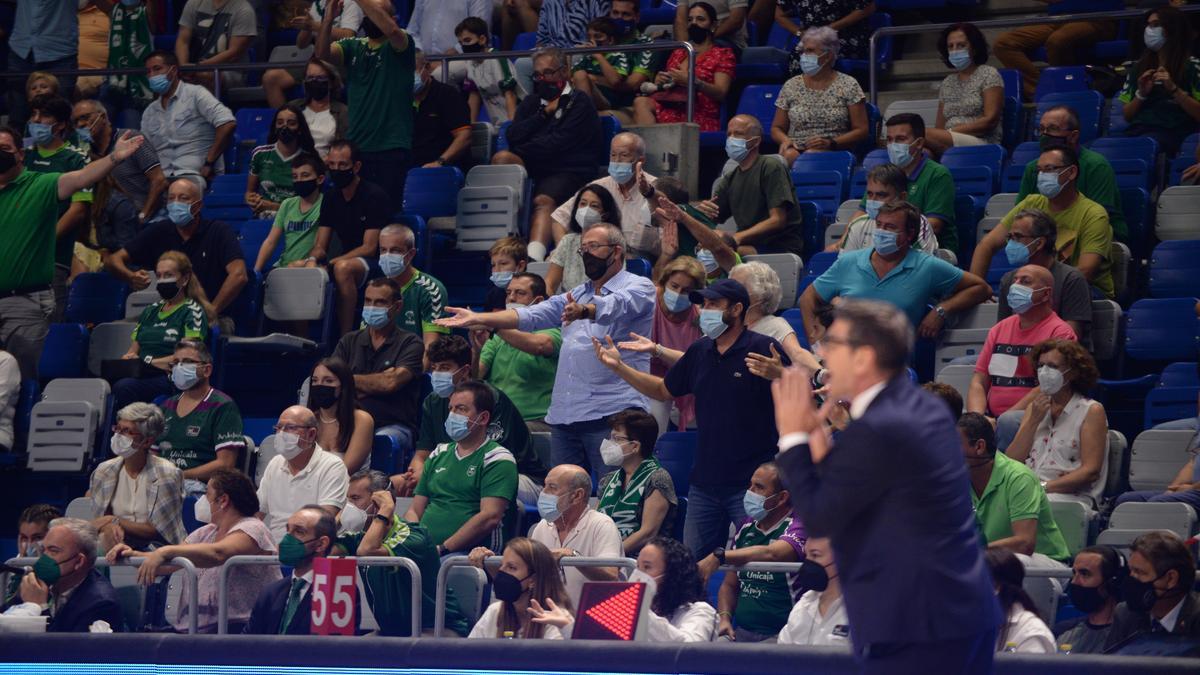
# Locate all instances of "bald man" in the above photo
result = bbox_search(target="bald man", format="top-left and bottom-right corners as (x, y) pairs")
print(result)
(696, 114), (805, 257)
(256, 405), (349, 542)
(72, 99), (169, 225)
(968, 264), (1078, 450)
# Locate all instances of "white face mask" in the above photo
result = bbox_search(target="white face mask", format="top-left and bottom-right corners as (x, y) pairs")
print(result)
(193, 495), (212, 524)
(1037, 365), (1067, 396)
(339, 502), (370, 534)
(575, 205), (601, 228)
(110, 433), (139, 459)
(599, 438), (634, 467)
(628, 568), (660, 598)
(276, 431), (305, 460)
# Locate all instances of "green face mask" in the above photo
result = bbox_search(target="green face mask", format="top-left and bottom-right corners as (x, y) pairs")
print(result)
(33, 553), (66, 584)
(278, 533), (318, 567)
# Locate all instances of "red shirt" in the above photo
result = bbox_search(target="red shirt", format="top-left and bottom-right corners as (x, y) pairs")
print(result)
(975, 312), (1077, 415)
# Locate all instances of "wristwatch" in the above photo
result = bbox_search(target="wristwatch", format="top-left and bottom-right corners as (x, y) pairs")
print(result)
(713, 547), (726, 565)
(373, 514), (390, 527)
(934, 305), (948, 320)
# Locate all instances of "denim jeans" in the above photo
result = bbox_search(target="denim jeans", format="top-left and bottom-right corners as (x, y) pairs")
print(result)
(1116, 489), (1200, 511)
(549, 417), (612, 481)
(683, 484), (747, 559)
(995, 408), (1024, 452)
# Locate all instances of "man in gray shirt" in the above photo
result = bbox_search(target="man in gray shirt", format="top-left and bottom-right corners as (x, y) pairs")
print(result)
(176, 0), (258, 90)
(73, 100), (169, 226)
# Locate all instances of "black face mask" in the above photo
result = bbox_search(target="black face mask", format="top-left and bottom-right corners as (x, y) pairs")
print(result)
(581, 250), (612, 281)
(1039, 133), (1071, 151)
(534, 78), (565, 101)
(156, 281), (180, 300)
(795, 560), (829, 593)
(362, 17), (384, 39)
(304, 78), (330, 101)
(329, 168), (355, 189)
(1066, 582), (1108, 614)
(687, 25), (711, 44)
(277, 127), (297, 145)
(293, 179), (319, 197)
(309, 384), (339, 410)
(492, 570), (528, 603)
(0, 150), (16, 174)
(460, 42), (485, 54)
(1122, 575), (1168, 612)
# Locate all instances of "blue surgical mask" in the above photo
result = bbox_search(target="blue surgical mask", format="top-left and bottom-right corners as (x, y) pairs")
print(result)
(537, 491), (563, 522)
(743, 490), (775, 522)
(662, 288), (691, 313)
(864, 199), (883, 219)
(444, 412), (473, 441)
(887, 142), (912, 167)
(1005, 238), (1031, 266)
(379, 252), (408, 277)
(361, 306), (390, 328)
(148, 73), (171, 94)
(431, 371), (456, 398)
(171, 363), (200, 391)
(490, 271), (513, 288)
(873, 228), (900, 256)
(698, 308), (728, 339)
(799, 53), (822, 76)
(725, 136), (751, 163)
(1007, 283), (1037, 314)
(696, 249), (718, 274)
(28, 122), (54, 146)
(166, 201), (193, 227)
(413, 73), (426, 93)
(1144, 26), (1166, 52)
(948, 49), (972, 70)
(75, 126), (93, 146)
(1037, 170), (1065, 198)
(608, 161), (634, 185)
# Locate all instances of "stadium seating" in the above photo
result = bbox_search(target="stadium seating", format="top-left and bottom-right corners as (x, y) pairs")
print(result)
(655, 431), (697, 496)
(403, 167), (465, 220)
(65, 273), (129, 326)
(86, 322), (135, 378)
(1149, 240), (1200, 299)
(1127, 429), (1195, 492)
(38, 324), (89, 381)
(1155, 186), (1200, 241)
(1123, 298), (1199, 365)
(941, 145), (1006, 192)
(1032, 66), (1089, 103)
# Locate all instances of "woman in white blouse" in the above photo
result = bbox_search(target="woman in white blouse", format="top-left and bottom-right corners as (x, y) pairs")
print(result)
(986, 549), (1056, 653)
(1006, 339), (1108, 509)
(777, 537), (850, 648)
(468, 537), (572, 639)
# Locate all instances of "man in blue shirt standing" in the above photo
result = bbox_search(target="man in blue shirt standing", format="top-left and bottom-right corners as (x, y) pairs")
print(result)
(436, 221), (655, 477)
(6, 0), (79, 130)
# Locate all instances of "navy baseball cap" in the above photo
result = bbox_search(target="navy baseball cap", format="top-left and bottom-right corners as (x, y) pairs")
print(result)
(689, 278), (750, 308)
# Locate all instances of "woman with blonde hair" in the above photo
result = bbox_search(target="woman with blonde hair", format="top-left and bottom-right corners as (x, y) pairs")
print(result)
(468, 537), (573, 639)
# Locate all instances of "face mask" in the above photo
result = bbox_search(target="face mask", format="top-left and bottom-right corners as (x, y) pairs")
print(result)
(612, 18), (635, 35)
(460, 42), (485, 54)
(362, 306), (390, 328)
(76, 126), (93, 145)
(628, 568), (659, 596)
(1039, 133), (1071, 151)
(698, 308), (729, 339)
(506, 302), (527, 310)
(887, 142), (913, 167)
(329, 168), (355, 189)
(1144, 26), (1166, 52)
(873, 229), (901, 256)
(156, 280), (180, 300)
(166, 201), (194, 227)
(171, 362), (200, 390)
(582, 250), (612, 281)
(431, 371), (457, 398)
(537, 491), (563, 522)
(600, 438), (633, 466)
(339, 502), (369, 534)
(1037, 170), (1065, 198)
(148, 73), (172, 94)
(1037, 365), (1066, 396)
(1004, 239), (1032, 266)
(575, 205), (601, 229)
(110, 433), (139, 459)
(608, 161), (635, 185)
(277, 533), (316, 567)
(743, 490), (776, 521)
(379, 252), (408, 277)
(725, 136), (751, 163)
(534, 78), (565, 101)
(23, 542), (43, 558)
(308, 384), (338, 409)
(1066, 582), (1108, 614)
(686, 24), (711, 44)
(696, 249), (718, 274)
(492, 570), (528, 603)
(413, 73), (426, 94)
(948, 49), (972, 70)
(661, 288), (691, 313)
(799, 53), (823, 76)
(33, 554), (67, 585)
(276, 431), (305, 460)
(0, 150), (16, 174)
(28, 122), (54, 146)
(277, 127), (297, 145)
(304, 78), (331, 100)
(193, 495), (213, 524)
(490, 271), (513, 288)
(444, 412), (473, 441)
(1122, 575), (1166, 612)
(293, 179), (319, 198)
(864, 199), (884, 219)
(1007, 283), (1036, 314)
(796, 560), (830, 593)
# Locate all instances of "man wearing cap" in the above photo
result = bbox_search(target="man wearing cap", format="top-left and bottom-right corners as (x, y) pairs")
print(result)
(592, 278), (790, 558)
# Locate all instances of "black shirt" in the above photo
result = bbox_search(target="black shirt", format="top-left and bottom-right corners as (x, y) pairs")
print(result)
(332, 326), (425, 429)
(506, 89), (603, 177)
(411, 79), (471, 167)
(663, 328), (788, 490)
(319, 178), (391, 257)
(122, 218), (243, 303)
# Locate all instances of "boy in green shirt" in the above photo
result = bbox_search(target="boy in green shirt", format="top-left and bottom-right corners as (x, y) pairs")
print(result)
(254, 154), (325, 272)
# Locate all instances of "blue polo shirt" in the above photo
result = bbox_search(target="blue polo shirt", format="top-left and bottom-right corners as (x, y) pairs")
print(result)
(663, 328), (788, 490)
(812, 248), (964, 328)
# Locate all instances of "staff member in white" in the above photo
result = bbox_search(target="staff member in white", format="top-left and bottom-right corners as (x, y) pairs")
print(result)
(777, 537), (850, 648)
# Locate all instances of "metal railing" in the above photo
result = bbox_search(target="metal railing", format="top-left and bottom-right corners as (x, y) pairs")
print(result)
(867, 5), (1200, 104)
(216, 554), (422, 635)
(6, 555), (200, 634)
(434, 554), (638, 637)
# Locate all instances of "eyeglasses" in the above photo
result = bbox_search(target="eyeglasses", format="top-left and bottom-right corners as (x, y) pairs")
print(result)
(1036, 165), (1068, 173)
(174, 358), (205, 366)
(816, 335), (858, 352)
(1006, 232), (1038, 242)
(610, 435), (630, 443)
(110, 426), (141, 438)
(274, 423), (313, 434)
(578, 242), (615, 255)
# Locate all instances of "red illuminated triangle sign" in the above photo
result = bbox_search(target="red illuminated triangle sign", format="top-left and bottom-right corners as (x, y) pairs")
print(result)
(584, 584), (644, 640)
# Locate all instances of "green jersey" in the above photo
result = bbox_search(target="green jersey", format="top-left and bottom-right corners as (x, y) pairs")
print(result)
(25, 143), (92, 267)
(153, 388), (246, 471)
(249, 144), (300, 204)
(336, 517), (470, 636)
(0, 170), (60, 292)
(480, 330), (560, 421)
(106, 3), (153, 104)
(392, 269), (449, 337)
(337, 36), (415, 151)
(272, 193), (323, 267)
(414, 440), (517, 549)
(416, 385), (546, 481)
(130, 299), (209, 359)
(972, 452), (1071, 563)
(732, 514), (800, 635)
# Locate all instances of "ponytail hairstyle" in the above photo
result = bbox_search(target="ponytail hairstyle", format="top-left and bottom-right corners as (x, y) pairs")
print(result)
(158, 250), (217, 324)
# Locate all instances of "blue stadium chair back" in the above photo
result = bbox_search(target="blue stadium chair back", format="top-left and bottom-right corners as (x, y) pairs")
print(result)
(950, 165), (993, 201)
(598, 116), (622, 166)
(837, 13), (893, 73)
(639, 0), (676, 25)
(209, 173), (249, 195)
(998, 68), (1021, 102)
(655, 431), (696, 495)
(1002, 141), (1040, 192)
(1106, 158), (1152, 191)
(1124, 298), (1200, 363)
(182, 494), (202, 534)
(1159, 362), (1200, 388)
(782, 308), (808, 349)
(225, 269), (262, 337)
(234, 107), (274, 149)
(370, 433), (402, 474)
(1107, 97), (1129, 136)
(238, 219), (279, 269)
(955, 194), (983, 262)
(65, 273), (129, 325)
(849, 167), (868, 199)
(987, 248), (1018, 291)
(1120, 186), (1151, 256)
(1149, 240), (1200, 298)
(766, 23), (799, 51)
(1168, 155), (1194, 186)
(699, 100), (731, 148)
(153, 34), (177, 52)
(1002, 94), (1022, 149)
(626, 258), (652, 278)
(1144, 386), (1200, 430)
(798, 251), (837, 296)
(37, 324), (88, 381)
(942, 145), (1006, 190)
(431, 252), (491, 308)
(792, 152), (854, 197)
(860, 102), (882, 157)
(1033, 66), (1089, 102)
(1091, 137), (1157, 190)
(403, 167), (464, 219)
(1034, 91), (1104, 143)
(736, 85), (782, 139)
(513, 32), (536, 51)
(242, 417), (277, 445)
(862, 148), (889, 171)
(394, 214), (432, 270)
(202, 204), (254, 223)
(793, 170), (844, 215)
(495, 120), (512, 152)
(672, 495), (688, 540)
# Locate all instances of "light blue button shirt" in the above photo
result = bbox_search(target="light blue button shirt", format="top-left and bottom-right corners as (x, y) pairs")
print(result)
(516, 269), (656, 425)
(408, 0), (492, 56)
(10, 0), (78, 63)
(140, 82), (235, 181)
(812, 248), (964, 328)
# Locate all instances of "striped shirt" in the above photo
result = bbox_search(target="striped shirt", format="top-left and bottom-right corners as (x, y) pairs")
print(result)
(536, 0), (611, 48)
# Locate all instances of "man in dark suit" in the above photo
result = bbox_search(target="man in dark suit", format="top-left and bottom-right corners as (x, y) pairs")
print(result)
(244, 505), (344, 635)
(1104, 531), (1200, 651)
(8, 518), (123, 632)
(771, 299), (999, 673)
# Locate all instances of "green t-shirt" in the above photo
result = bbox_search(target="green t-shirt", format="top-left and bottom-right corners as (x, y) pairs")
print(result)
(624, 31), (662, 77)
(713, 156), (804, 256)
(0, 170), (61, 292)
(732, 514), (798, 635)
(338, 36), (415, 151)
(414, 439), (518, 548)
(972, 452), (1071, 563)
(153, 388), (246, 471)
(573, 51), (630, 78)
(335, 517), (470, 636)
(130, 299), (209, 359)
(272, 193), (323, 267)
(249, 144), (300, 205)
(678, 204), (720, 260)
(1000, 193), (1114, 298)
(1119, 56), (1200, 133)
(25, 144), (92, 267)
(416, 385), (545, 480)
(107, 3), (153, 104)
(1016, 147), (1126, 241)
(392, 269), (449, 337)
(480, 329), (561, 421)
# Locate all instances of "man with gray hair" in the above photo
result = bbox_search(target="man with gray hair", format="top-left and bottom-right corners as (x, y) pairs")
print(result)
(4, 517), (123, 632)
(256, 405), (349, 542)
(436, 221), (655, 475)
(373, 223), (449, 353)
(996, 209), (1092, 347)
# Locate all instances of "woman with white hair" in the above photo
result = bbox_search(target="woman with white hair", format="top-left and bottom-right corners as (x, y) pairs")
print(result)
(730, 262), (820, 374)
(770, 26), (869, 166)
(88, 402), (186, 551)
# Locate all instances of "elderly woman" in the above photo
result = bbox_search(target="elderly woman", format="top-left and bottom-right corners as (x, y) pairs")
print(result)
(108, 468), (280, 634)
(1005, 339), (1108, 510)
(597, 410), (678, 555)
(730, 261), (821, 371)
(89, 403), (186, 551)
(771, 27), (869, 166)
(924, 22), (1004, 155)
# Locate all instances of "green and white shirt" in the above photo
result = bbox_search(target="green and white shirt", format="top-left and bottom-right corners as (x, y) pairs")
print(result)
(732, 514), (801, 635)
(153, 388), (246, 472)
(393, 269), (449, 337)
(414, 440), (517, 549)
(131, 299), (208, 359)
(271, 193), (323, 267)
(249, 143), (300, 204)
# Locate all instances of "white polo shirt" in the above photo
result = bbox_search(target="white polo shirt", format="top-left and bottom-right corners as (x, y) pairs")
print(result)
(777, 590), (851, 648)
(257, 444), (349, 543)
(529, 508), (623, 606)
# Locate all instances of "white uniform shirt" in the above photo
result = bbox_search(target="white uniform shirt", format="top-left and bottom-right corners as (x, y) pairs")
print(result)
(643, 601), (717, 642)
(530, 508), (624, 607)
(777, 590), (851, 648)
(256, 443), (349, 542)
(468, 601), (566, 639)
(1000, 606), (1056, 653)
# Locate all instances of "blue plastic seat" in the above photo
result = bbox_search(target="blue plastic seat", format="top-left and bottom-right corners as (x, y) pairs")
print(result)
(512, 32), (536, 51)
(242, 417), (277, 445)
(798, 251), (837, 295)
(942, 145), (1006, 191)
(238, 219), (278, 270)
(1149, 240), (1200, 298)
(1034, 91), (1104, 143)
(849, 167), (868, 200)
(233, 107), (274, 151)
(655, 431), (697, 496)
(861, 148), (889, 171)
(1120, 186), (1151, 255)
(1090, 137), (1158, 190)
(1002, 141), (1041, 193)
(986, 248), (1018, 293)
(955, 193), (984, 264)
(402, 167), (464, 219)
(859, 102), (882, 158)
(626, 258), (652, 278)
(209, 173), (249, 195)
(950, 165), (993, 202)
(1158, 362), (1200, 388)
(1124, 298), (1200, 364)
(736, 84), (782, 141)
(1033, 66), (1090, 102)
(791, 151), (855, 197)
(837, 13), (894, 74)
(794, 171), (844, 253)
(64, 273), (129, 325)
(998, 69), (1022, 147)
(225, 270), (262, 337)
(37, 324), (88, 380)
(1144, 386), (1200, 429)
(371, 433), (403, 474)
(1107, 97), (1130, 137)
(598, 116), (622, 166)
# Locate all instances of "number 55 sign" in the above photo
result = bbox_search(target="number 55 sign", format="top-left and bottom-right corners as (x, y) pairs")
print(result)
(311, 557), (357, 635)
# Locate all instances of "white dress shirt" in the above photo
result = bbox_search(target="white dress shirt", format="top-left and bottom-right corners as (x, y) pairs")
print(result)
(777, 590), (851, 648)
(1000, 606), (1055, 653)
(643, 601), (717, 642)
(467, 601), (566, 639)
(1159, 595), (1186, 633)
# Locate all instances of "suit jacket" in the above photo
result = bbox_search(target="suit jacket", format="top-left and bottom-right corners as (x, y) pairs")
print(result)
(776, 377), (1000, 646)
(244, 576), (313, 635)
(1104, 593), (1200, 651)
(47, 569), (124, 633)
(90, 453), (187, 545)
